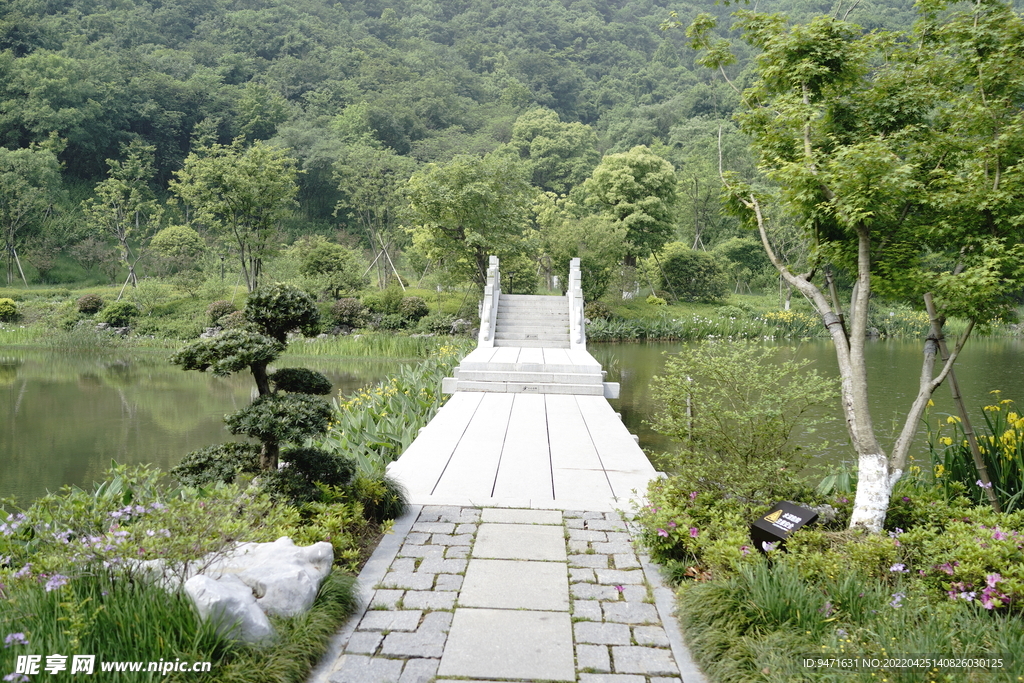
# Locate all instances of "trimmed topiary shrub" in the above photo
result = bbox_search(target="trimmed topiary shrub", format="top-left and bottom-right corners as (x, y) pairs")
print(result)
(0, 298), (18, 322)
(584, 301), (613, 320)
(399, 296), (429, 322)
(76, 294), (105, 314)
(207, 300), (237, 324)
(269, 367), (333, 395)
(330, 298), (366, 327)
(419, 313), (456, 334)
(98, 301), (140, 327)
(375, 313), (407, 330)
(217, 310), (247, 330)
(362, 286), (403, 315)
(261, 448), (357, 504)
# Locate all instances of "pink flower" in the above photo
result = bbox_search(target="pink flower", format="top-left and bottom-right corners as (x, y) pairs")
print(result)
(689, 491), (698, 501)
(993, 530), (1007, 541)
(986, 573), (1003, 588)
(657, 528), (669, 538)
(689, 527), (699, 538)
(614, 585), (625, 593)
(668, 521), (677, 528)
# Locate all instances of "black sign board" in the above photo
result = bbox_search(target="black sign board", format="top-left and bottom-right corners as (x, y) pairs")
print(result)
(750, 501), (819, 552)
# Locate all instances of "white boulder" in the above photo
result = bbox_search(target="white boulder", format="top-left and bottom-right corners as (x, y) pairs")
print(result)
(184, 574), (274, 643)
(207, 537), (334, 618)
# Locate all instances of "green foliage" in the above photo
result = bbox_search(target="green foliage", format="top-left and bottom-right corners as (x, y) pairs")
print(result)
(269, 367), (333, 395)
(362, 286), (404, 315)
(538, 193), (626, 301)
(244, 283), (320, 343)
(261, 448), (357, 504)
(207, 300), (238, 324)
(408, 152), (537, 288)
(171, 329), (284, 376)
(171, 443), (262, 488)
(649, 342), (838, 499)
(150, 225), (206, 274)
(98, 300), (140, 327)
(329, 298), (366, 327)
(0, 297), (18, 322)
(315, 341), (470, 475)
(658, 244), (728, 303)
(583, 301), (612, 320)
(398, 296), (429, 322)
(293, 236), (367, 299)
(507, 107), (600, 194)
(374, 313), (407, 331)
(0, 143), (64, 287)
(347, 474), (408, 524)
(225, 393), (333, 446)
(582, 145), (678, 260)
(645, 295), (667, 306)
(418, 313), (457, 334)
(170, 140), (299, 293)
(76, 293), (105, 314)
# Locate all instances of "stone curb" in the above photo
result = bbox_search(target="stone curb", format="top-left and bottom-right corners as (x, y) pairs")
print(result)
(638, 553), (708, 683)
(307, 504), (423, 683)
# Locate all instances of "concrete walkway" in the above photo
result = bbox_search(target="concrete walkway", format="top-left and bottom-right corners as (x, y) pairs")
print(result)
(309, 504), (706, 683)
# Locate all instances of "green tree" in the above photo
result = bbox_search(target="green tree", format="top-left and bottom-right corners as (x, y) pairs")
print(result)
(82, 140), (161, 294)
(170, 284), (330, 475)
(507, 107), (600, 194)
(687, 0), (1024, 531)
(408, 152), (537, 288)
(582, 145), (679, 262)
(289, 235), (367, 298)
(0, 143), (63, 285)
(149, 224), (206, 275)
(170, 139), (299, 292)
(657, 243), (729, 303)
(537, 193), (625, 301)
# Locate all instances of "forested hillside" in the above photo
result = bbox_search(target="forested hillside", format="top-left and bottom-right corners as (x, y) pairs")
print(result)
(0, 0), (935, 287)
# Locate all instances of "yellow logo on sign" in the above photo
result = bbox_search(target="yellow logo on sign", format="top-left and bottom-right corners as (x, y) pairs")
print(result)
(763, 510), (782, 523)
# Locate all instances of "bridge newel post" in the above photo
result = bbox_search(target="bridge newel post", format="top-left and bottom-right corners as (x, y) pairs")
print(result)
(568, 258), (585, 349)
(478, 256), (500, 347)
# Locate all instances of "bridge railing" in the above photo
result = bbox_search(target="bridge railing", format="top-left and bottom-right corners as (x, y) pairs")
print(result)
(477, 255), (501, 347)
(568, 257), (585, 349)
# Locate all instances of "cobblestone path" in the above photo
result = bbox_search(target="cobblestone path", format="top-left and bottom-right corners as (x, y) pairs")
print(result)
(309, 505), (705, 683)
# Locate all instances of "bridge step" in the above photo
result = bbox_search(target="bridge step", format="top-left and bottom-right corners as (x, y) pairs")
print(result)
(493, 339), (571, 348)
(441, 377), (618, 397)
(494, 331), (569, 342)
(495, 323), (569, 333)
(455, 370), (604, 384)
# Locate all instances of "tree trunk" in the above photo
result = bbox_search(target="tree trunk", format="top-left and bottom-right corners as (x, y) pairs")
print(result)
(261, 441), (279, 471)
(251, 362), (271, 396)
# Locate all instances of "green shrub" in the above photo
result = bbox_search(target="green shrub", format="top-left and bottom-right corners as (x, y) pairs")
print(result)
(659, 246), (728, 303)
(245, 283), (321, 342)
(75, 293), (105, 314)
(375, 313), (407, 330)
(262, 448), (357, 504)
(399, 295), (429, 322)
(0, 297), (17, 322)
(419, 313), (456, 334)
(171, 442), (262, 487)
(362, 286), (404, 315)
(218, 309), (248, 329)
(269, 367), (333, 395)
(207, 299), (238, 324)
(349, 473), (408, 523)
(646, 294), (666, 306)
(330, 297), (366, 327)
(584, 300), (613, 320)
(98, 300), (140, 326)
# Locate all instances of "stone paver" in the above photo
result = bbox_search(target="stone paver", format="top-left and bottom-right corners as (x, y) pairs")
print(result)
(459, 558), (569, 610)
(438, 608), (575, 681)
(472, 522), (566, 561)
(310, 505), (702, 683)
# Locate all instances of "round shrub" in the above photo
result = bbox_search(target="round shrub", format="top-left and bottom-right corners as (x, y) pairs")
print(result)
(660, 247), (728, 303)
(362, 287), (403, 314)
(207, 300), (237, 324)
(646, 294), (667, 306)
(399, 296), (429, 322)
(375, 313), (407, 331)
(262, 448), (357, 504)
(584, 301), (613, 320)
(350, 473), (408, 523)
(245, 283), (320, 342)
(217, 310), (247, 330)
(419, 313), (456, 334)
(76, 294), (105, 314)
(269, 367), (333, 395)
(98, 301), (140, 327)
(0, 298), (18, 322)
(331, 298), (366, 327)
(171, 443), (262, 487)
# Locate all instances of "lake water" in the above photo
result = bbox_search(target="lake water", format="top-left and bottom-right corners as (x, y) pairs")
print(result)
(0, 350), (400, 504)
(3, 337), (1022, 503)
(593, 337), (1024, 473)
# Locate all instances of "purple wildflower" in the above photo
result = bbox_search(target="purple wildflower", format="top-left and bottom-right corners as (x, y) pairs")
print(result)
(761, 541), (777, 552)
(993, 529), (1007, 541)
(12, 565), (31, 579)
(689, 491), (698, 501)
(3, 633), (28, 647)
(689, 527), (699, 538)
(889, 563), (907, 573)
(657, 528), (668, 538)
(4, 674), (30, 682)
(889, 592), (906, 608)
(976, 479), (993, 489)
(44, 574), (68, 592)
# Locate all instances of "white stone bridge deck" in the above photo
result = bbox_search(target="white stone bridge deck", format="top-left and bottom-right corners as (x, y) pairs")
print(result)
(387, 257), (661, 512)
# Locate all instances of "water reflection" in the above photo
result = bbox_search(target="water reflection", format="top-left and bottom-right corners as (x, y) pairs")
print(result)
(593, 337), (1024, 472)
(0, 349), (402, 503)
